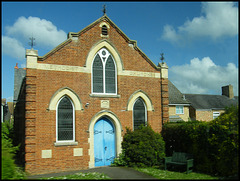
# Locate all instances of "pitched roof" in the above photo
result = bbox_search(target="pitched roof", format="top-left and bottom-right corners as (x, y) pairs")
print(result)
(38, 15), (159, 70)
(169, 115), (184, 122)
(14, 68), (26, 101)
(185, 94), (238, 110)
(168, 80), (190, 105)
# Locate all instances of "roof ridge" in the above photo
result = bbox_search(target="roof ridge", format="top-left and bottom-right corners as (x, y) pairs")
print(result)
(185, 93), (222, 96)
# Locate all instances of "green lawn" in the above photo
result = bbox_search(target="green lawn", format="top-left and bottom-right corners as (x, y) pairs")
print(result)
(40, 172), (110, 180)
(134, 167), (219, 180)
(29, 167), (220, 180)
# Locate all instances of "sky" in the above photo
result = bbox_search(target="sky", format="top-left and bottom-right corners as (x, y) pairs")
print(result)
(1, 1), (239, 102)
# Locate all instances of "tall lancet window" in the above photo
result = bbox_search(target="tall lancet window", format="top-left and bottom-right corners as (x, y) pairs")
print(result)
(57, 96), (75, 141)
(92, 48), (117, 94)
(133, 98), (147, 130)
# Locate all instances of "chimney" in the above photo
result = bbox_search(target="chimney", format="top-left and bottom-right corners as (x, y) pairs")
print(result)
(14, 63), (18, 69)
(222, 84), (234, 99)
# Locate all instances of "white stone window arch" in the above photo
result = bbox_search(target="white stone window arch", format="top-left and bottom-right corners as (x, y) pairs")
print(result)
(48, 87), (83, 111)
(85, 40), (124, 73)
(92, 48), (117, 95)
(126, 90), (154, 112)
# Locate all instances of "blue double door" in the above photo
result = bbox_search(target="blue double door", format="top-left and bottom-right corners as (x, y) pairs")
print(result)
(94, 117), (116, 167)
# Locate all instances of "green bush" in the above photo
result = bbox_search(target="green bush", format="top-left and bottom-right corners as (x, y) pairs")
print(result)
(111, 150), (127, 167)
(1, 121), (25, 179)
(114, 125), (165, 167)
(162, 105), (239, 177)
(208, 105), (238, 177)
(2, 138), (18, 179)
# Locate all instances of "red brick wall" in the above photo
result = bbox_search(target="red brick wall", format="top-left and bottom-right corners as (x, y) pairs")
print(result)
(25, 17), (168, 175)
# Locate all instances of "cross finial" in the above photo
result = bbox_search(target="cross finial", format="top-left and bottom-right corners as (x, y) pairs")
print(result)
(28, 36), (36, 49)
(102, 4), (106, 15)
(160, 53), (165, 63)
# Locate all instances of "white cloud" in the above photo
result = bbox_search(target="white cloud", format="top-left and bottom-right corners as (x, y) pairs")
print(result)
(162, 2), (238, 43)
(5, 16), (67, 48)
(162, 25), (180, 43)
(2, 36), (25, 60)
(169, 57), (238, 96)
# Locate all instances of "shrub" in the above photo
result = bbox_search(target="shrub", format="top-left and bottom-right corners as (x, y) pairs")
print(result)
(114, 125), (165, 167)
(1, 121), (25, 179)
(111, 150), (127, 167)
(2, 137), (17, 179)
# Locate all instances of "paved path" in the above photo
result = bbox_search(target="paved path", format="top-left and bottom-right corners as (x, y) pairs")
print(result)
(27, 166), (158, 180)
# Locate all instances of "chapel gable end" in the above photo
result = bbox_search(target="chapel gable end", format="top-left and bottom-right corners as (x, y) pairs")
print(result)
(36, 15), (160, 72)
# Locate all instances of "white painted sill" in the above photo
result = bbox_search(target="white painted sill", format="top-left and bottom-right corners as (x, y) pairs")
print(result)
(54, 141), (78, 147)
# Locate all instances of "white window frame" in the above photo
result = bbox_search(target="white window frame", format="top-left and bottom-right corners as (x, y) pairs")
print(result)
(133, 97), (147, 130)
(56, 96), (75, 143)
(213, 112), (220, 119)
(91, 48), (117, 95)
(176, 105), (184, 114)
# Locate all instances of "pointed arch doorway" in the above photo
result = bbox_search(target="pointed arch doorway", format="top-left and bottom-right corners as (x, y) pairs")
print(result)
(94, 117), (116, 167)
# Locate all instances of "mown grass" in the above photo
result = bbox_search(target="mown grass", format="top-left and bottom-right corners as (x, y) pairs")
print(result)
(134, 167), (219, 180)
(39, 167), (220, 180)
(40, 172), (110, 180)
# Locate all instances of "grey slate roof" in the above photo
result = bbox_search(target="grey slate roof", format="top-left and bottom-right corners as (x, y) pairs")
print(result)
(169, 115), (184, 122)
(185, 94), (238, 110)
(168, 80), (190, 105)
(14, 68), (26, 101)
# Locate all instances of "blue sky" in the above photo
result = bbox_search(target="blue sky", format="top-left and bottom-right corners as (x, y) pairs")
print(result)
(2, 2), (238, 102)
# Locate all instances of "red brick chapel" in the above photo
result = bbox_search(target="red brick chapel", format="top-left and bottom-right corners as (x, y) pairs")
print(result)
(15, 13), (169, 175)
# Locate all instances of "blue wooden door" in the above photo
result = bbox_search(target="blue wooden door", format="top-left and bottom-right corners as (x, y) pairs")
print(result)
(94, 117), (115, 167)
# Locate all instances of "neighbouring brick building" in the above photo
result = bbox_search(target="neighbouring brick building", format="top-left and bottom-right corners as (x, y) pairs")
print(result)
(14, 14), (169, 175)
(185, 85), (238, 121)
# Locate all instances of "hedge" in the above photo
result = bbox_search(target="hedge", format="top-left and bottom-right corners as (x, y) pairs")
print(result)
(162, 105), (238, 177)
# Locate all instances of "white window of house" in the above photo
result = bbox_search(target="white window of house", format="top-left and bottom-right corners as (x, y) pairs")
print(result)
(133, 98), (147, 130)
(56, 96), (75, 142)
(213, 112), (220, 119)
(176, 105), (184, 114)
(92, 48), (117, 95)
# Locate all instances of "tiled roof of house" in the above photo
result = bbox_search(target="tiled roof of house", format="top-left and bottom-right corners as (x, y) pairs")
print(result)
(168, 80), (190, 105)
(169, 115), (184, 122)
(14, 68), (26, 101)
(185, 94), (238, 110)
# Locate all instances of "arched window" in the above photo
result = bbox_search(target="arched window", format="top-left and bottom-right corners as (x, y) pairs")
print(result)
(105, 55), (116, 93)
(57, 96), (75, 141)
(102, 25), (108, 36)
(92, 54), (104, 93)
(92, 48), (116, 94)
(133, 98), (147, 130)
